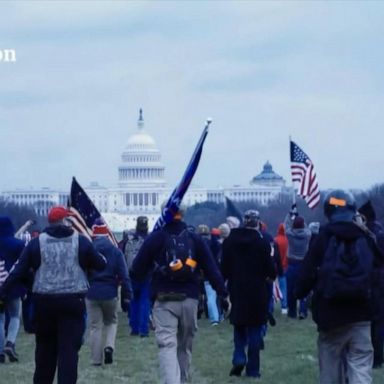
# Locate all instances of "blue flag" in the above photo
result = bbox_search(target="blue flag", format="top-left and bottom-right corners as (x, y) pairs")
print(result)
(153, 119), (212, 230)
(68, 177), (118, 246)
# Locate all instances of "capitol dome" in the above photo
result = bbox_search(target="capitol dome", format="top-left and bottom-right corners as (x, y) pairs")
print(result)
(250, 161), (285, 187)
(118, 109), (165, 187)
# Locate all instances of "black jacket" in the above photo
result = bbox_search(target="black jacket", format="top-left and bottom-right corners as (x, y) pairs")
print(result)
(222, 227), (276, 326)
(296, 221), (383, 331)
(130, 220), (227, 299)
(130, 220), (227, 301)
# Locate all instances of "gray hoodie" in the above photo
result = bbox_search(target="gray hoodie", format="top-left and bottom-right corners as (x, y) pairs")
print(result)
(284, 214), (311, 262)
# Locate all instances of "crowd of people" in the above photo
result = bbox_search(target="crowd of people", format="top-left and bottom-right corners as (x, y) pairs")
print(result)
(0, 189), (383, 384)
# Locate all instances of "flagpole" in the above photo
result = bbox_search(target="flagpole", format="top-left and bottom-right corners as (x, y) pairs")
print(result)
(153, 117), (212, 230)
(289, 135), (296, 206)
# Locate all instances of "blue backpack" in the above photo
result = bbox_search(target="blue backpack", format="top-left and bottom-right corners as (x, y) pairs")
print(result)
(317, 234), (375, 302)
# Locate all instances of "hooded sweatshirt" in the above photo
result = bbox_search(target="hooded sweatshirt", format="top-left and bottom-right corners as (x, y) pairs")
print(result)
(0, 216), (25, 299)
(284, 215), (311, 262)
(274, 224), (289, 272)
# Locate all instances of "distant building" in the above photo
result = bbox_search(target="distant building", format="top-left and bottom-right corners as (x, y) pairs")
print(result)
(2, 110), (288, 231)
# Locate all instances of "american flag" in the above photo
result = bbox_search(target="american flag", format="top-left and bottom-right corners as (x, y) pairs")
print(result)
(153, 119), (211, 230)
(67, 177), (118, 246)
(290, 140), (320, 209)
(0, 260), (8, 286)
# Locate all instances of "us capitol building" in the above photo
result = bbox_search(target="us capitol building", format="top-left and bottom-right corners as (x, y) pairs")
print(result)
(2, 110), (287, 231)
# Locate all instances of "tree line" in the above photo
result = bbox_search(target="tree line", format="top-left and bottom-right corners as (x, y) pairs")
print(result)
(1, 183), (383, 236)
(185, 183), (384, 235)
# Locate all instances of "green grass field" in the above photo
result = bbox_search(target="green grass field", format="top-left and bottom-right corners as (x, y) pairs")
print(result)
(2, 312), (384, 383)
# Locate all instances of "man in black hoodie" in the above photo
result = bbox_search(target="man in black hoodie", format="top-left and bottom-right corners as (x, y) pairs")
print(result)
(0, 206), (106, 384)
(296, 190), (382, 384)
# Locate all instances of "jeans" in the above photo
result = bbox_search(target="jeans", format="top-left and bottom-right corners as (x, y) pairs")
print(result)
(0, 298), (21, 353)
(279, 275), (287, 310)
(204, 281), (219, 323)
(129, 280), (151, 336)
(232, 325), (263, 378)
(286, 263), (307, 318)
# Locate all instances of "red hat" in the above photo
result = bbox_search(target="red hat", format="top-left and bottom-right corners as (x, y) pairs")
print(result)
(211, 228), (221, 236)
(92, 218), (109, 236)
(48, 206), (72, 224)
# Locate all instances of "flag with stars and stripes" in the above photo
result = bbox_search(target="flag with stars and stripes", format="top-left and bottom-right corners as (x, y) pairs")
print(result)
(290, 140), (320, 209)
(68, 177), (118, 246)
(153, 119), (211, 231)
(0, 260), (8, 286)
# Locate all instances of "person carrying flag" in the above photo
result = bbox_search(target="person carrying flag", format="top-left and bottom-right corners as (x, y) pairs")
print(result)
(0, 206), (106, 384)
(130, 203), (229, 384)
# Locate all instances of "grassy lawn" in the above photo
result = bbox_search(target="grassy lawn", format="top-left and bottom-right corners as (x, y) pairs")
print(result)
(1, 312), (384, 383)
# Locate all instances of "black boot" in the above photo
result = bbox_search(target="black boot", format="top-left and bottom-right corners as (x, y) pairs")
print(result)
(229, 365), (245, 376)
(4, 341), (18, 362)
(104, 347), (113, 365)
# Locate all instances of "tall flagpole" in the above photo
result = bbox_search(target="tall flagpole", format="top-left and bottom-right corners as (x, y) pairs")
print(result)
(289, 135), (298, 219)
(289, 135), (296, 205)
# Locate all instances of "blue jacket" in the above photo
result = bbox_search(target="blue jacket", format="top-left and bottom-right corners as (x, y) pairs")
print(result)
(87, 236), (132, 301)
(131, 220), (227, 300)
(0, 217), (25, 300)
(0, 224), (106, 299)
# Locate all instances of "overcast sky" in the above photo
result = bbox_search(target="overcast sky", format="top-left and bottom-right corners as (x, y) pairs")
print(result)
(1, 1), (383, 193)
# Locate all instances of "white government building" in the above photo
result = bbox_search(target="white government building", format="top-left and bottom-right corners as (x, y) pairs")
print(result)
(2, 110), (288, 231)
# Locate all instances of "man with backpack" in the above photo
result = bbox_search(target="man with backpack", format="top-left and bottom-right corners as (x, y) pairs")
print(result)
(130, 204), (228, 384)
(296, 190), (382, 384)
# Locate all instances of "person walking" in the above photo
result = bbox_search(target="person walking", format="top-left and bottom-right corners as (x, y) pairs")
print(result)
(130, 204), (228, 384)
(296, 190), (383, 384)
(86, 219), (132, 366)
(284, 209), (311, 319)
(222, 210), (276, 379)
(197, 224), (221, 326)
(125, 216), (151, 337)
(0, 206), (106, 384)
(0, 216), (25, 363)
(358, 200), (384, 369)
(274, 223), (289, 314)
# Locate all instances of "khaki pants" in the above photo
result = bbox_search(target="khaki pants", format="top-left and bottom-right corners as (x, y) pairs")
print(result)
(86, 298), (118, 365)
(318, 321), (373, 384)
(153, 298), (198, 384)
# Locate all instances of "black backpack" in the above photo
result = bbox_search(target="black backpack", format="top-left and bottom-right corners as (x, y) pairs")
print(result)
(164, 229), (197, 282)
(317, 234), (375, 302)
